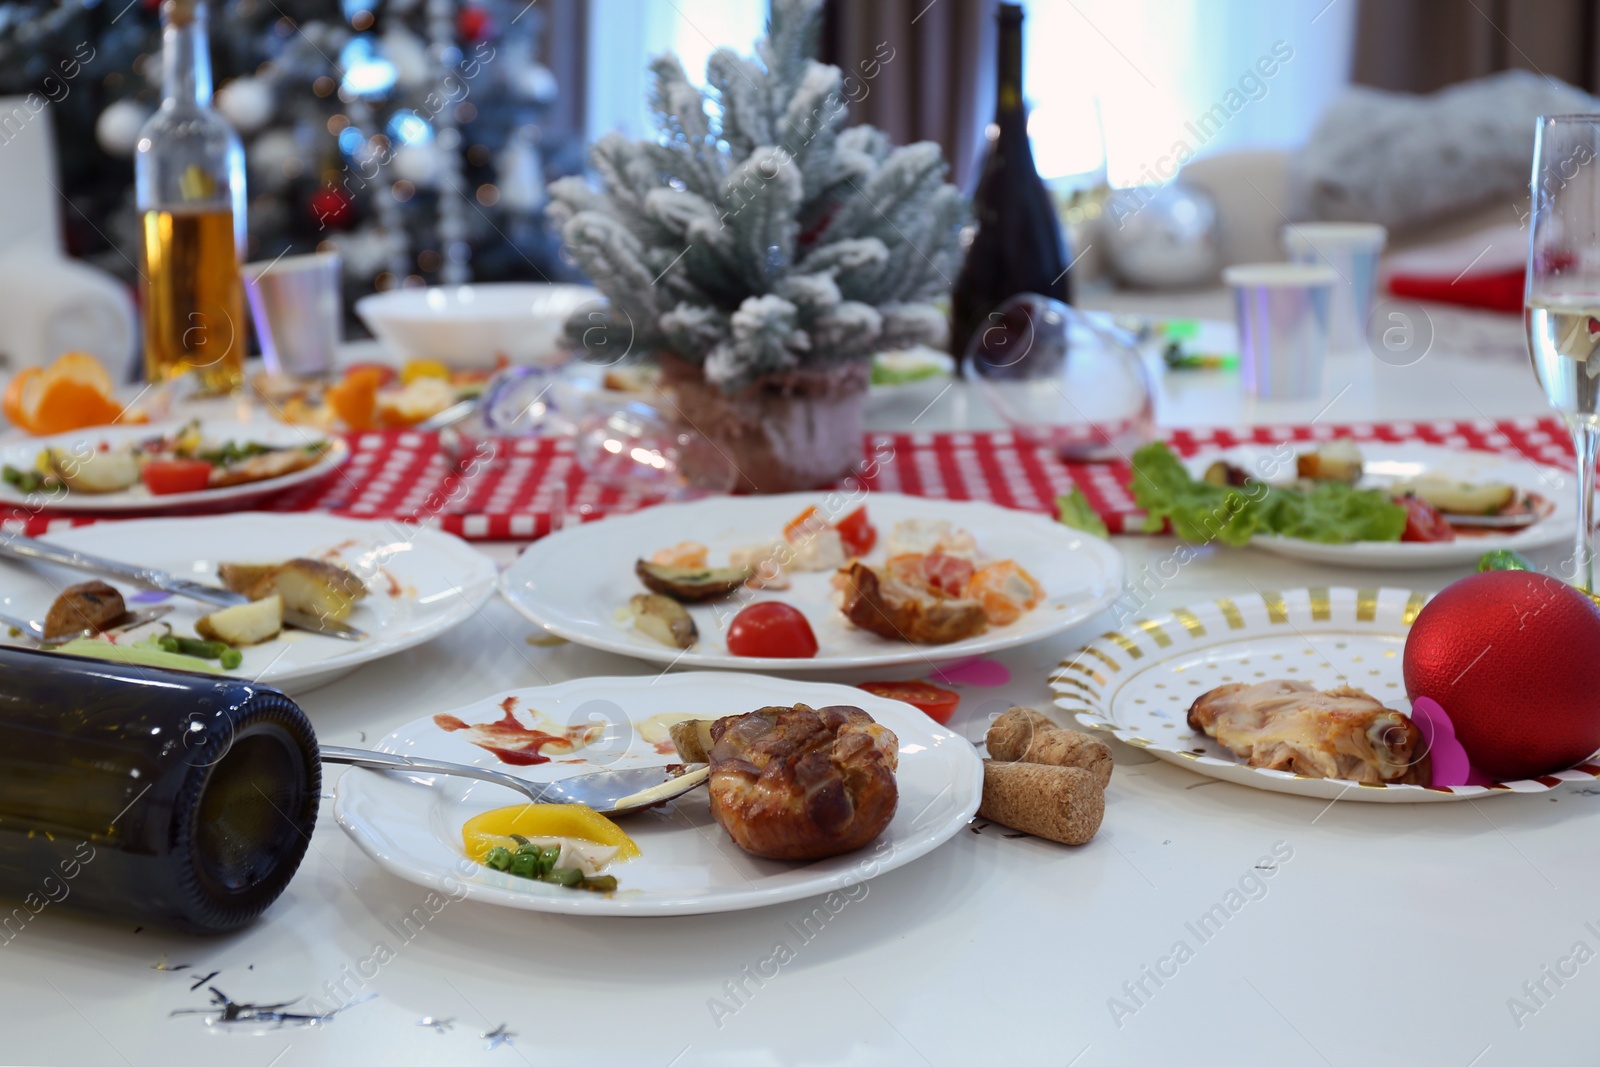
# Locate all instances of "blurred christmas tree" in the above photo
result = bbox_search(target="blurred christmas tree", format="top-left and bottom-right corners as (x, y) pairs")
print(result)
(0, 0), (582, 338)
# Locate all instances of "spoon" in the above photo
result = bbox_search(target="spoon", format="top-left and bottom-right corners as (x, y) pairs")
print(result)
(320, 745), (710, 817)
(0, 605), (174, 649)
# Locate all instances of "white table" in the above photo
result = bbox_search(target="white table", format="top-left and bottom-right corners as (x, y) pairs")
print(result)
(2, 308), (1588, 1067)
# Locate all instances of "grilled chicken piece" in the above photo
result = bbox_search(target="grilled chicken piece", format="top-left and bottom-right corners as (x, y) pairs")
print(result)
(707, 704), (899, 861)
(835, 561), (987, 645)
(1187, 680), (1429, 785)
(208, 448), (321, 487)
(43, 580), (126, 640)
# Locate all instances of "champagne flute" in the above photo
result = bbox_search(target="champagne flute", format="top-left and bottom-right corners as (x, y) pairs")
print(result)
(1526, 115), (1600, 590)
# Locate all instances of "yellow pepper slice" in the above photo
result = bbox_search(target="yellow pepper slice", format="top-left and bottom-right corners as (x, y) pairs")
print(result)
(401, 358), (451, 384)
(461, 803), (640, 864)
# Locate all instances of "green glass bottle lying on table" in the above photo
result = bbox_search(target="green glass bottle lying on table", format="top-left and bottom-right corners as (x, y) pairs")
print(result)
(0, 647), (319, 934)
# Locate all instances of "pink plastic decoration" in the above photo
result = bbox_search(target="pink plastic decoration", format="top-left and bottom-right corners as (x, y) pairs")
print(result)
(1409, 696), (1493, 788)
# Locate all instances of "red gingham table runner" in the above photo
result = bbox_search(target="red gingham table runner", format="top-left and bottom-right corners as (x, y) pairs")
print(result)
(2, 416), (1577, 540)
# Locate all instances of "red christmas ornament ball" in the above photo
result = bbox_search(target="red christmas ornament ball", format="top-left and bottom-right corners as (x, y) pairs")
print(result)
(308, 187), (355, 230)
(1403, 570), (1600, 780)
(457, 6), (492, 42)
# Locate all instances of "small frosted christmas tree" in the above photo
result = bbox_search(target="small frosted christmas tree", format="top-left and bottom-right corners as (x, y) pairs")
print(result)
(548, 0), (963, 393)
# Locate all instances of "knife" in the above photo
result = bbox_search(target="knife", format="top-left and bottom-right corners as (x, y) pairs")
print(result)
(0, 534), (367, 641)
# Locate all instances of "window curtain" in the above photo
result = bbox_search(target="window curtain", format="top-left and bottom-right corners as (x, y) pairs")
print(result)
(1353, 0), (1600, 94)
(540, 0), (589, 146)
(818, 0), (998, 190)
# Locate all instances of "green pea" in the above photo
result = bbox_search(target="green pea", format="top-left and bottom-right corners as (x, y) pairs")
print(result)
(483, 847), (513, 872)
(509, 852), (542, 879)
(539, 845), (562, 873)
(218, 648), (242, 670)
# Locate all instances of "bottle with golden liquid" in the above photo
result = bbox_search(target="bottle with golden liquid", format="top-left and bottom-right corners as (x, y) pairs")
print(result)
(134, 0), (246, 395)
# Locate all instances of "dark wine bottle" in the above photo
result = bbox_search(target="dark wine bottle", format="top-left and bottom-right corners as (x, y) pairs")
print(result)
(950, 3), (1071, 369)
(0, 647), (319, 935)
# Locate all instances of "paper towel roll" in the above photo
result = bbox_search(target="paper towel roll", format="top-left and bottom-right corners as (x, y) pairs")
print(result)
(0, 251), (137, 382)
(0, 95), (138, 381)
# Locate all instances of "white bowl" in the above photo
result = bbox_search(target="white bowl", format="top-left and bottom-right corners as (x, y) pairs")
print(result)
(354, 282), (599, 370)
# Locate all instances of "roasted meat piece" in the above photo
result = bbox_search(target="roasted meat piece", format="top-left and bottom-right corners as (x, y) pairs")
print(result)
(707, 704), (899, 861)
(1187, 679), (1430, 785)
(835, 561), (987, 645)
(43, 580), (126, 640)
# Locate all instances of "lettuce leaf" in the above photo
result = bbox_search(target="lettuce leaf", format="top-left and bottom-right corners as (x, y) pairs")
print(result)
(1130, 442), (1405, 546)
(1056, 488), (1109, 539)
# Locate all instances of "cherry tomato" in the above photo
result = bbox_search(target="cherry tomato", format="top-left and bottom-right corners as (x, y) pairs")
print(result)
(1399, 495), (1455, 542)
(921, 550), (975, 597)
(140, 458), (213, 495)
(836, 505), (877, 557)
(726, 602), (819, 659)
(858, 680), (960, 724)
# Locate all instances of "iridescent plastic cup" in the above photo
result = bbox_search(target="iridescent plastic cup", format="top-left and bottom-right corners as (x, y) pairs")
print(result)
(1224, 263), (1336, 401)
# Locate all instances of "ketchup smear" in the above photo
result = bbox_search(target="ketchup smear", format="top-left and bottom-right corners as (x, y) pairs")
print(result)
(433, 697), (578, 766)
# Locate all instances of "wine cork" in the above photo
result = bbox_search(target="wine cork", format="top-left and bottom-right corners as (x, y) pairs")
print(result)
(978, 761), (1104, 845)
(986, 706), (1113, 788)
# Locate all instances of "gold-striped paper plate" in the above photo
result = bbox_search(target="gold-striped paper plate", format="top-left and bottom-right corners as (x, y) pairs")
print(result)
(1051, 587), (1600, 803)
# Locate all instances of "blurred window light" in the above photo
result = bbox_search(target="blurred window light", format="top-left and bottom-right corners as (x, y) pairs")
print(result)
(586, 0), (766, 143)
(1020, 0), (1356, 188)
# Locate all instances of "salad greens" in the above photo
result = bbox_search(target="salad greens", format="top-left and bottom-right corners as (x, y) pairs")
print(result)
(1130, 442), (1407, 546)
(1056, 488), (1110, 539)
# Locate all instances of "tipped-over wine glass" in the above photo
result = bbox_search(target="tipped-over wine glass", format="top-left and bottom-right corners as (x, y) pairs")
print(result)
(1526, 115), (1600, 590)
(442, 363), (737, 500)
(962, 293), (1155, 461)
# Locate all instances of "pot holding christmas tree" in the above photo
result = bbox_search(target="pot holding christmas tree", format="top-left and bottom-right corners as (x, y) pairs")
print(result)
(548, 0), (963, 493)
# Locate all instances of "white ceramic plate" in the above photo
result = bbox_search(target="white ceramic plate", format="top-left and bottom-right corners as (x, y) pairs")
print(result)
(499, 492), (1125, 671)
(334, 673), (983, 916)
(0, 419), (349, 513)
(1053, 586), (1600, 802)
(1183, 442), (1574, 569)
(0, 513), (497, 693)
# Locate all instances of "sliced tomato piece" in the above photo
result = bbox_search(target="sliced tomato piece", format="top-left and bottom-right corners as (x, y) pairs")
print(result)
(725, 602), (819, 659)
(141, 458), (215, 495)
(858, 680), (960, 724)
(1399, 495), (1455, 542)
(836, 505), (877, 557)
(921, 550), (975, 597)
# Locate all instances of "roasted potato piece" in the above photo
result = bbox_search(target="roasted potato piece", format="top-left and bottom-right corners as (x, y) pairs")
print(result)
(667, 718), (716, 763)
(217, 559), (367, 621)
(629, 594), (698, 649)
(196, 594), (283, 646)
(1394, 477), (1515, 515)
(43, 580), (126, 640)
(1295, 439), (1363, 483)
(217, 562), (280, 595)
(49, 448), (139, 494)
(635, 560), (754, 603)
